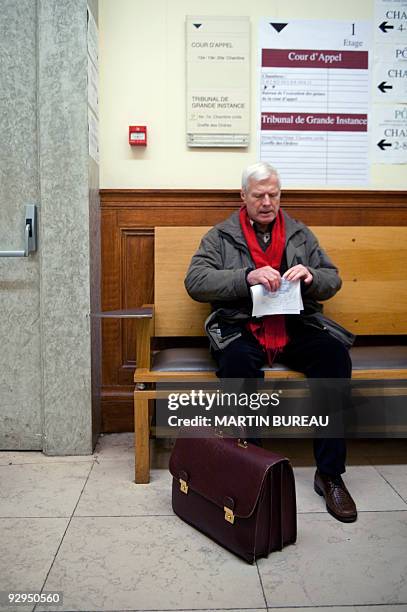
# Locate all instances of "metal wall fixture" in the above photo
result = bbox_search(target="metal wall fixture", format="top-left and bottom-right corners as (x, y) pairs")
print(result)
(0, 205), (37, 257)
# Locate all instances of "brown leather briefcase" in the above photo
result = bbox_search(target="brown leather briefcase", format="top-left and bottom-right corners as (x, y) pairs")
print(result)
(169, 433), (297, 564)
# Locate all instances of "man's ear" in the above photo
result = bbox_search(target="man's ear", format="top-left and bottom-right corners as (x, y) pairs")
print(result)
(240, 189), (246, 203)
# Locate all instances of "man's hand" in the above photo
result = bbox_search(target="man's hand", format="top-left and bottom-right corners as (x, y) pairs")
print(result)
(283, 264), (313, 285)
(247, 266), (282, 292)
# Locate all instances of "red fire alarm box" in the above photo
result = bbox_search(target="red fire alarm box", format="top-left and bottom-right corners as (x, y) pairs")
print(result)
(129, 125), (147, 146)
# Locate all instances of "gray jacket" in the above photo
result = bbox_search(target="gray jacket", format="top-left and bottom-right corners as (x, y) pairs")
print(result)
(184, 210), (351, 350)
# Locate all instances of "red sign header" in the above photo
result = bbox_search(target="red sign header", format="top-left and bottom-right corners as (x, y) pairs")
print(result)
(262, 49), (368, 69)
(261, 113), (368, 132)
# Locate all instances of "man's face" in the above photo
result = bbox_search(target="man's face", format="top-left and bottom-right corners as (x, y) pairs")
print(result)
(241, 175), (281, 229)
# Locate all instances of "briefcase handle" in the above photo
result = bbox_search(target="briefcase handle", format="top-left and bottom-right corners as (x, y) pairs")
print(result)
(214, 428), (248, 449)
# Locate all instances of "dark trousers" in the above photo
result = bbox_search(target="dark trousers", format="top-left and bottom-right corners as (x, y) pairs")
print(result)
(213, 321), (352, 476)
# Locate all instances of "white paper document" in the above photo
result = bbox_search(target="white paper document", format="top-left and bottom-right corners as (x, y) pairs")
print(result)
(250, 280), (304, 317)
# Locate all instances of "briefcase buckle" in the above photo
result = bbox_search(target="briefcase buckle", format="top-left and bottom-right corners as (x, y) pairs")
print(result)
(237, 439), (248, 449)
(179, 478), (189, 494)
(224, 506), (235, 524)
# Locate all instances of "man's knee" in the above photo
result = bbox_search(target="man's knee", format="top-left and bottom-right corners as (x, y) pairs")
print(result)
(215, 336), (264, 378)
(310, 337), (352, 378)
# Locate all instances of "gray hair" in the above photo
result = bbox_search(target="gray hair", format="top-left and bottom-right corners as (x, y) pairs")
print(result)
(241, 162), (281, 192)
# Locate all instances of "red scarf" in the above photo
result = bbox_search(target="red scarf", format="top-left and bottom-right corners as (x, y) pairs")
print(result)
(239, 206), (289, 364)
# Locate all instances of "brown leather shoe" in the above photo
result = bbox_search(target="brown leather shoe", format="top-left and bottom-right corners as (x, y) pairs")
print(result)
(314, 470), (357, 523)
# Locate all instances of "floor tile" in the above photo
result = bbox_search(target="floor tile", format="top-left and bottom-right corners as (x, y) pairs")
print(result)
(267, 608), (356, 612)
(99, 609), (266, 612)
(269, 607), (407, 612)
(374, 464), (407, 503)
(295, 465), (407, 513)
(95, 434), (168, 473)
(39, 516), (265, 611)
(75, 462), (172, 517)
(0, 518), (68, 612)
(185, 609), (266, 612)
(0, 462), (93, 518)
(107, 609), (266, 612)
(0, 451), (94, 466)
(354, 606), (407, 611)
(94, 433), (134, 460)
(259, 511), (407, 608)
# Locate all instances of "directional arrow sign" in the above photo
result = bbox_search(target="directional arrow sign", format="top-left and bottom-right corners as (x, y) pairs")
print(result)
(379, 21), (394, 33)
(377, 139), (392, 150)
(269, 22), (288, 33)
(373, 105), (407, 162)
(378, 81), (393, 93)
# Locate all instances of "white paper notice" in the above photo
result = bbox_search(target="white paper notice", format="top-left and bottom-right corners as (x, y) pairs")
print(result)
(259, 20), (372, 186)
(374, 43), (407, 102)
(88, 108), (99, 164)
(375, 0), (407, 43)
(250, 280), (304, 317)
(87, 8), (98, 67)
(87, 7), (99, 163)
(87, 55), (99, 116)
(373, 1), (407, 165)
(372, 103), (407, 162)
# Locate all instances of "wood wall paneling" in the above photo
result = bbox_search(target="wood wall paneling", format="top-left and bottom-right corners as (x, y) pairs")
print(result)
(100, 189), (407, 432)
(120, 229), (154, 385)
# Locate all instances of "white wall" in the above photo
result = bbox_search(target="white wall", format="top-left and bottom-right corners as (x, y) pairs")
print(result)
(99, 0), (407, 190)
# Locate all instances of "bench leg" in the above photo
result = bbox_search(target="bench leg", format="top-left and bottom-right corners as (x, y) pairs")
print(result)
(134, 393), (150, 483)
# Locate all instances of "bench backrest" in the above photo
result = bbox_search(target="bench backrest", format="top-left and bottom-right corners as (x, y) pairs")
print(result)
(154, 226), (407, 337)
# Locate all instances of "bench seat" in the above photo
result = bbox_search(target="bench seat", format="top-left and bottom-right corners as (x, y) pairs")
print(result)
(151, 345), (407, 374)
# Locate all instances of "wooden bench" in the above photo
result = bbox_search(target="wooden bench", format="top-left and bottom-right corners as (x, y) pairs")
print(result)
(133, 226), (407, 483)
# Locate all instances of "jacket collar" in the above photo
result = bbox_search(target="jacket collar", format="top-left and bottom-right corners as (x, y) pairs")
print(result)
(217, 208), (305, 249)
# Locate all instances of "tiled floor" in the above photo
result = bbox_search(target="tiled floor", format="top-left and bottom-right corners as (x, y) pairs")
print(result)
(0, 435), (406, 612)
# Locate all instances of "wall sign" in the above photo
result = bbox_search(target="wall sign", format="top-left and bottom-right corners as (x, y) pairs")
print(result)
(186, 16), (250, 147)
(372, 104), (407, 162)
(259, 19), (372, 186)
(373, 0), (407, 165)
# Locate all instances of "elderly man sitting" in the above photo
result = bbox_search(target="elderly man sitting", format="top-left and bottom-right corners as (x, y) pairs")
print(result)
(185, 161), (357, 523)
